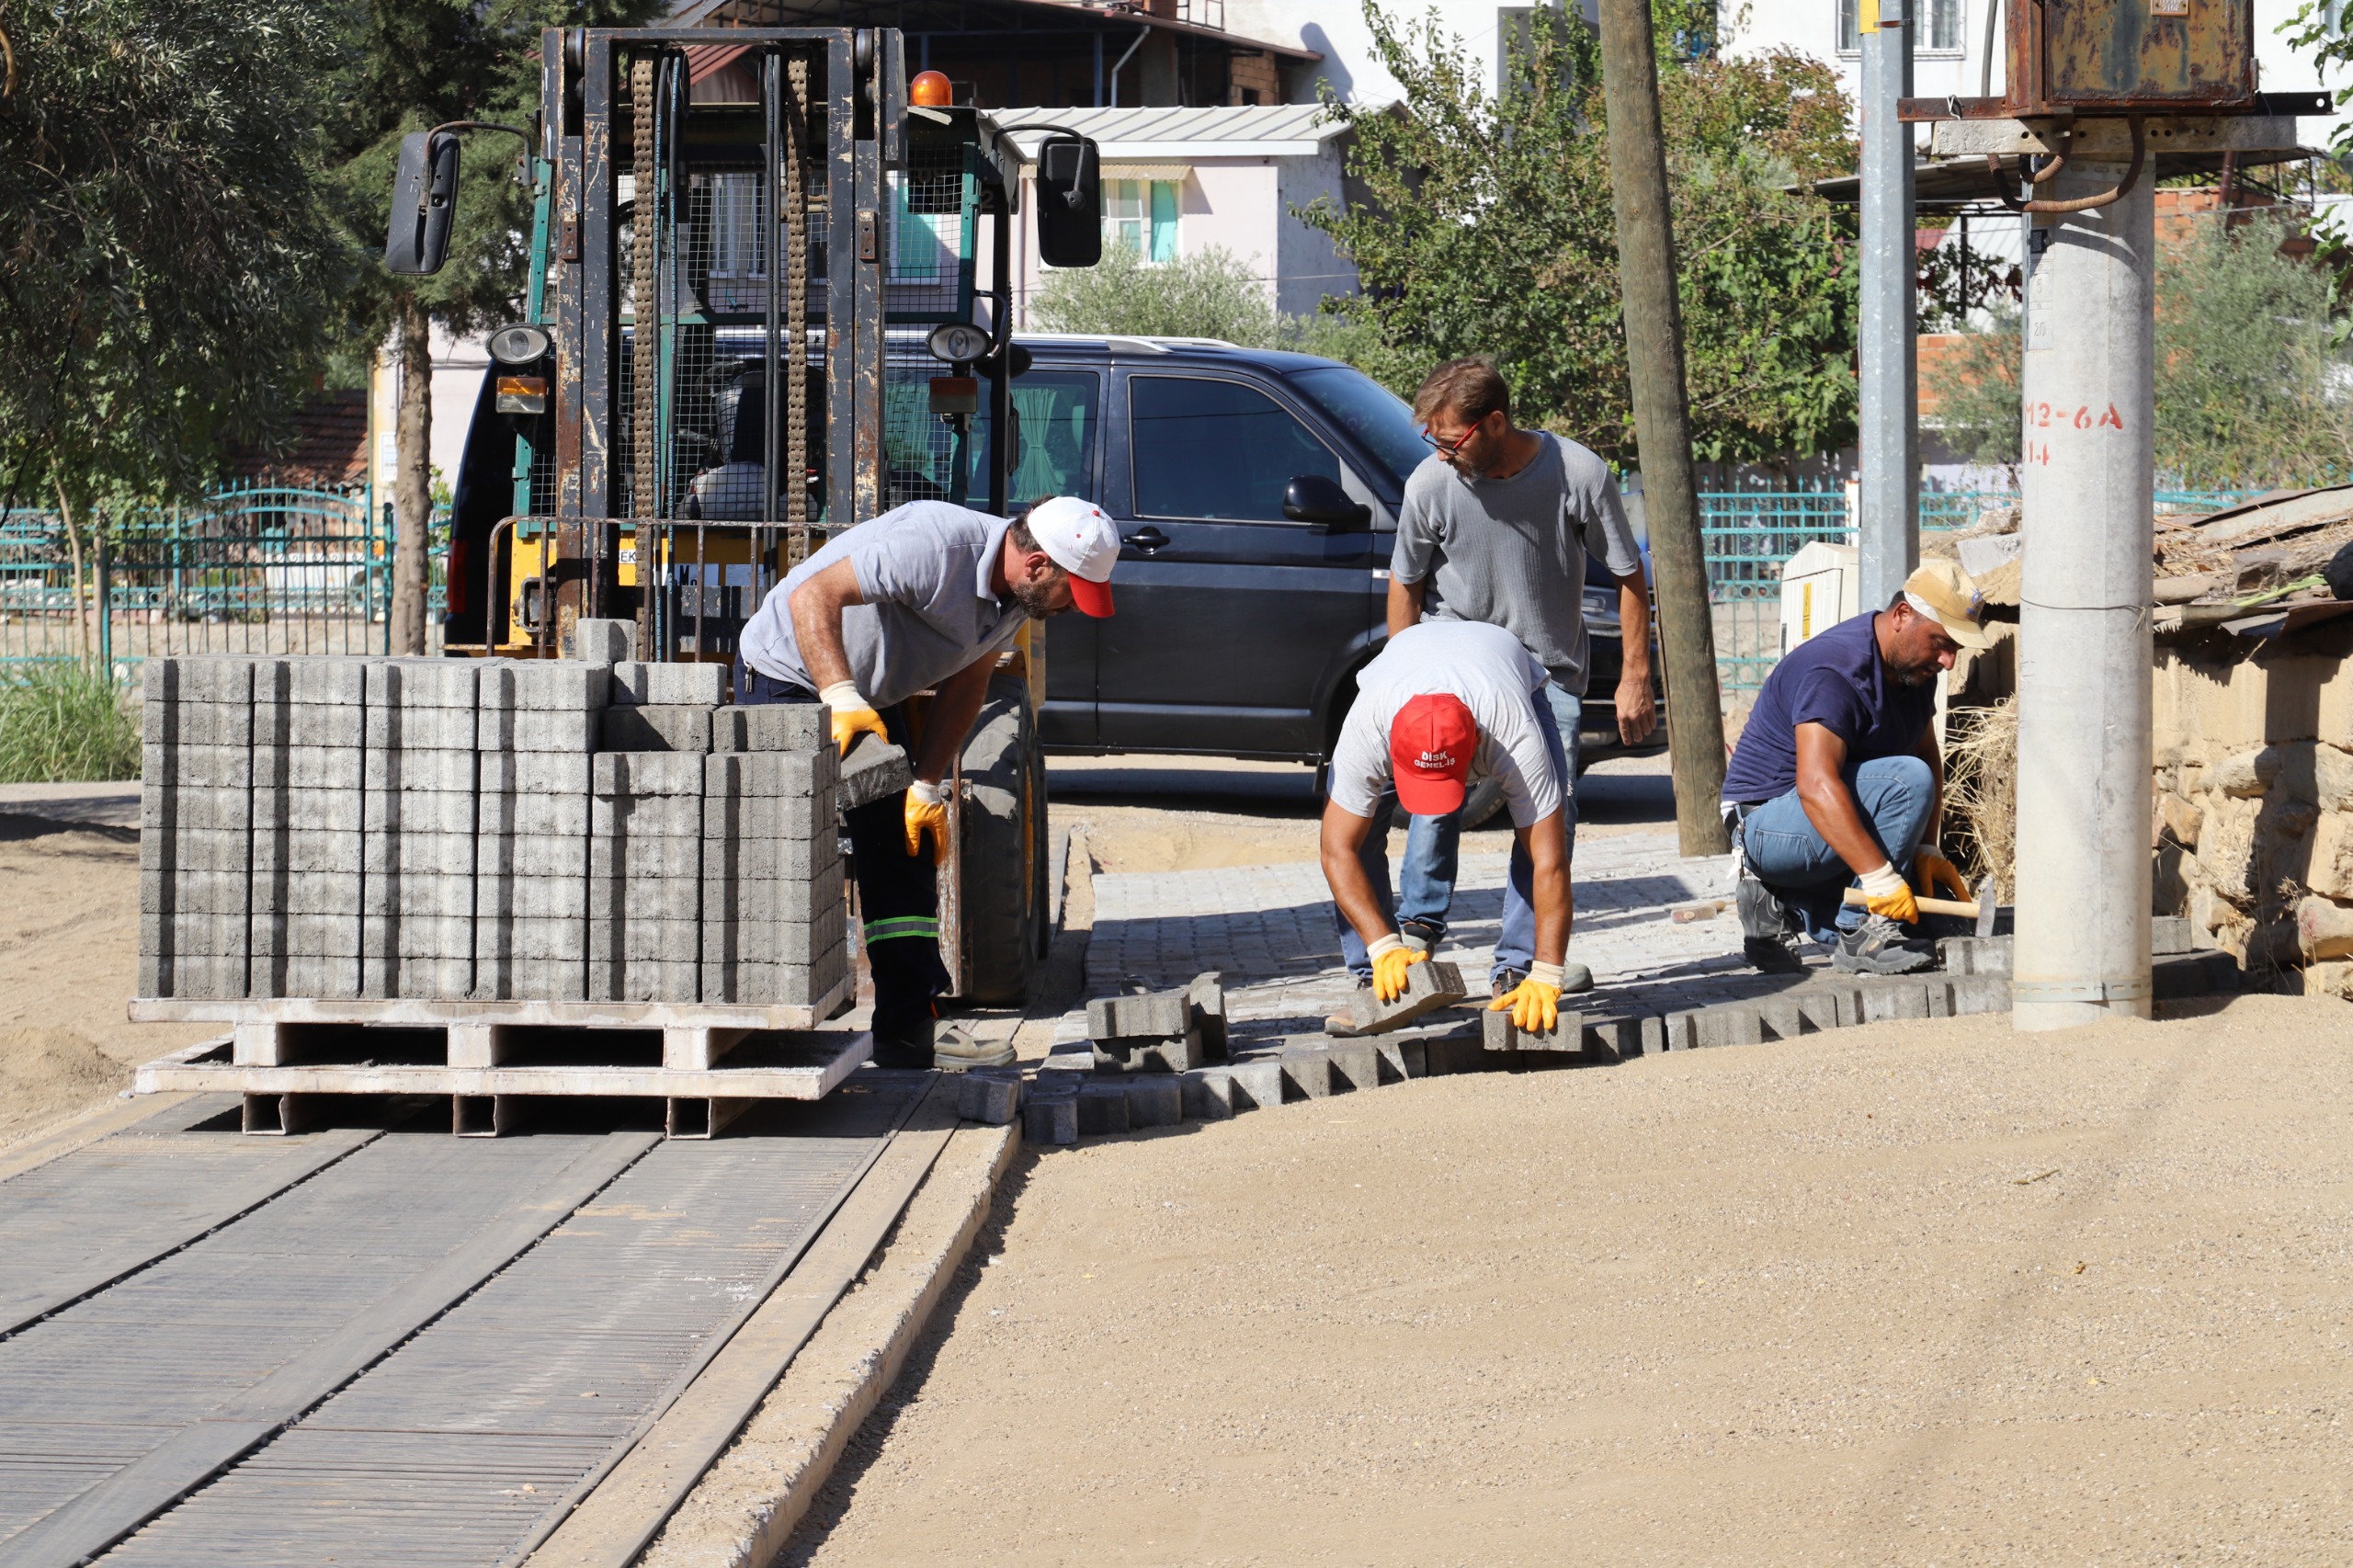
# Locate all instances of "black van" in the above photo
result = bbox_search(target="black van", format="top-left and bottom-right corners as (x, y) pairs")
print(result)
(1000, 335), (1665, 778)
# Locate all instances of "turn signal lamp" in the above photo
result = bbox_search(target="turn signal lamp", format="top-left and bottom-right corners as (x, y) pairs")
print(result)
(911, 70), (953, 108)
(496, 375), (548, 415)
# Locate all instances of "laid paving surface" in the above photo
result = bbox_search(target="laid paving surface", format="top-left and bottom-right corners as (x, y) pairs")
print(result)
(1065, 827), (1757, 1051)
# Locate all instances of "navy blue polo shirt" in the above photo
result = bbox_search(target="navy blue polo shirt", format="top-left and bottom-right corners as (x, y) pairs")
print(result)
(1721, 611), (1936, 804)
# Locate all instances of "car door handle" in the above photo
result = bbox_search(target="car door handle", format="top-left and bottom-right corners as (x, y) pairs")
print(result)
(1124, 527), (1169, 553)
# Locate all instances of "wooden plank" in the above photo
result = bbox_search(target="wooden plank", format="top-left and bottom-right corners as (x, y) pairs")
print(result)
(0, 1131), (662, 1568)
(524, 1080), (963, 1568)
(127, 973), (852, 1029)
(134, 1037), (870, 1103)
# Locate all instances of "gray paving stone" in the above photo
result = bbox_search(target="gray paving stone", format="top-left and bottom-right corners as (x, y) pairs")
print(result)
(2152, 915), (2194, 956)
(1946, 971), (2008, 1014)
(1279, 1045), (1334, 1098)
(593, 750), (706, 799)
(140, 787), (251, 833)
(1181, 1067), (1235, 1120)
(1580, 1013), (1653, 1060)
(363, 831), (479, 877)
(369, 656), (478, 709)
(142, 699), (252, 748)
(482, 658), (610, 712)
(1124, 1075), (1183, 1128)
(479, 750), (595, 796)
(1087, 990), (1189, 1041)
(1227, 1058), (1284, 1110)
(712, 704), (826, 753)
(1075, 1080), (1131, 1136)
(1324, 1039), (1385, 1091)
(1421, 1034), (1492, 1075)
(285, 657), (364, 705)
(1091, 1028), (1205, 1074)
(149, 654), (256, 706)
(957, 1072), (1024, 1124)
(704, 749), (831, 800)
(609, 660), (730, 707)
(1187, 971), (1228, 1060)
(282, 912), (364, 957)
(1024, 1093), (1078, 1146)
(1858, 979), (1932, 1023)
(837, 736), (912, 810)
(508, 956), (587, 1001)
(480, 707), (601, 753)
(571, 618), (636, 665)
(288, 701), (365, 748)
(364, 705), (480, 752)
(1938, 935), (2011, 976)
(1345, 959), (1468, 1036)
(284, 951), (360, 999)
(602, 704), (713, 754)
(1482, 1006), (1585, 1052)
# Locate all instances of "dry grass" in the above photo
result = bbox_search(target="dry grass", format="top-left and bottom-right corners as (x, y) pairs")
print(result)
(1944, 695), (2018, 900)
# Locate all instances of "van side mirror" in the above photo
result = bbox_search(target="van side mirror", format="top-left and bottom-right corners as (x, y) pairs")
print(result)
(1283, 473), (1371, 529)
(386, 131), (460, 275)
(1034, 135), (1101, 269)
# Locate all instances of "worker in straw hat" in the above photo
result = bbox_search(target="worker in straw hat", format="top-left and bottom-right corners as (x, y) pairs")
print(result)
(1320, 619), (1576, 1036)
(1722, 558), (1996, 976)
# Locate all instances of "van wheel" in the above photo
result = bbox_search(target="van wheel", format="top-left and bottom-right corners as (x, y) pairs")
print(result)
(958, 674), (1042, 1005)
(1460, 777), (1507, 830)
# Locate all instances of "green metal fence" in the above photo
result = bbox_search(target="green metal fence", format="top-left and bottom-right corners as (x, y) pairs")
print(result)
(0, 483), (450, 680)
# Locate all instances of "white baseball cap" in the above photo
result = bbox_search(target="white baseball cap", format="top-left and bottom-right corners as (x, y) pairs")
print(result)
(1024, 496), (1119, 618)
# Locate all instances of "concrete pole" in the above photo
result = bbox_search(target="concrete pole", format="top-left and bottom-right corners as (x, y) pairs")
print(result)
(2011, 157), (2155, 1031)
(1857, 0), (1918, 610)
(1595, 0), (1730, 858)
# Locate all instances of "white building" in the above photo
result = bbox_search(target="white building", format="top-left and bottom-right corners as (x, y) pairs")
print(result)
(999, 104), (1358, 323)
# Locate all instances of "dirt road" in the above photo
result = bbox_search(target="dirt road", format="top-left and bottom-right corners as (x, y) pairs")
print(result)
(790, 994), (2353, 1565)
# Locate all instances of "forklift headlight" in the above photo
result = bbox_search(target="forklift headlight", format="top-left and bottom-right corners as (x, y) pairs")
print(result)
(496, 375), (549, 415)
(489, 324), (552, 367)
(926, 322), (990, 365)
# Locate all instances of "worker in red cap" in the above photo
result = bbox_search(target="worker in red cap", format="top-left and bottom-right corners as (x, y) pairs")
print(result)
(1321, 619), (1574, 1033)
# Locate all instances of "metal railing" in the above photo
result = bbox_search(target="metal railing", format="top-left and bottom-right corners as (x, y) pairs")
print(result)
(0, 483), (449, 681)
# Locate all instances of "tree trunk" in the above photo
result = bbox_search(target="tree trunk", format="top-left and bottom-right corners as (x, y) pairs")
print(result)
(53, 472), (89, 665)
(391, 295), (434, 655)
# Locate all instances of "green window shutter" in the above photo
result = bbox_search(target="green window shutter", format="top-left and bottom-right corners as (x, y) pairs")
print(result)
(1149, 181), (1179, 264)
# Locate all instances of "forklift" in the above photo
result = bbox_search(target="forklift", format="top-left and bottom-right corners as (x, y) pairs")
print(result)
(384, 26), (1104, 1006)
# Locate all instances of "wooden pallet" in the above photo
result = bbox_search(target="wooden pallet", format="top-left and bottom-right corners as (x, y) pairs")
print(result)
(131, 983), (868, 1138)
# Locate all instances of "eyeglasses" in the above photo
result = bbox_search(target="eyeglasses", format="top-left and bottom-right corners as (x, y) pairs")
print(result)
(1422, 425), (1478, 457)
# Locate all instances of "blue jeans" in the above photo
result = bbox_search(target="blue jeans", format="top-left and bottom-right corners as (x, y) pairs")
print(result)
(1738, 755), (1936, 945)
(1336, 685), (1577, 988)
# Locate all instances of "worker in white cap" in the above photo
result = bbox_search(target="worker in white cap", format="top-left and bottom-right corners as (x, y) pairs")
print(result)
(1722, 558), (1995, 976)
(735, 496), (1119, 1069)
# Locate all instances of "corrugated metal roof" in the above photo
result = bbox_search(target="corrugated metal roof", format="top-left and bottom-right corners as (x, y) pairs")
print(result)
(999, 104), (1349, 159)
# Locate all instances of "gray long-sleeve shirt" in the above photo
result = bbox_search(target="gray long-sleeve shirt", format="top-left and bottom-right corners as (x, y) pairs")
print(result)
(1391, 434), (1643, 695)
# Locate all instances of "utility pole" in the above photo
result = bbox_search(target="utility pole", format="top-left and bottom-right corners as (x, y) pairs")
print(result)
(1595, 0), (1728, 858)
(1857, 0), (1918, 610)
(2011, 136), (2155, 1030)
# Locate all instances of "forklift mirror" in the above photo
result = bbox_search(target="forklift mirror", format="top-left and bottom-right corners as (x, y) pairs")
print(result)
(1034, 136), (1101, 269)
(385, 131), (460, 276)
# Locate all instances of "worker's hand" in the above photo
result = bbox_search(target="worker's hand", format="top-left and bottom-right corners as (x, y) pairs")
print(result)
(904, 780), (949, 861)
(1858, 861), (1919, 925)
(820, 680), (889, 757)
(1488, 966), (1563, 1034)
(1369, 939), (1427, 1004)
(1615, 671), (1658, 746)
(1915, 850), (1971, 903)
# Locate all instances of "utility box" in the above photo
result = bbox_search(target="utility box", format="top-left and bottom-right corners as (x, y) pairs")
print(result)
(1780, 541), (1859, 653)
(2006, 0), (2257, 116)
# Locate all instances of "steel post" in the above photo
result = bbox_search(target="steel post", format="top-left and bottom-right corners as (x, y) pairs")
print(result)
(2011, 158), (2155, 1031)
(1857, 0), (1917, 611)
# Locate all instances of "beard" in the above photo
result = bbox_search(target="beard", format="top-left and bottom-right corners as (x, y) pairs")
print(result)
(1889, 655), (1940, 687)
(1012, 573), (1064, 620)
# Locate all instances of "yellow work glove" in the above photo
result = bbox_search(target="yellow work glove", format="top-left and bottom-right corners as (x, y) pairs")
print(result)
(904, 779), (949, 861)
(1487, 960), (1565, 1033)
(1915, 850), (1971, 903)
(1367, 935), (1427, 1004)
(1858, 861), (1919, 925)
(821, 681), (890, 758)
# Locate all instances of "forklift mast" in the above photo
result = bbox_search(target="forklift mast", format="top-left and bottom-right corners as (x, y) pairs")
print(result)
(473, 27), (1037, 662)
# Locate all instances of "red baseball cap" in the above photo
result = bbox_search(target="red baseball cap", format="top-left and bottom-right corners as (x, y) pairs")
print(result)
(1389, 692), (1478, 815)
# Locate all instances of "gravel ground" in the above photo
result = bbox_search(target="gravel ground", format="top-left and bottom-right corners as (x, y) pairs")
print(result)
(788, 994), (2353, 1566)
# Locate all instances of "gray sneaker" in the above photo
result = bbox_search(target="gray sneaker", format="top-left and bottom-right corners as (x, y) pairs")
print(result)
(1831, 914), (1934, 975)
(1736, 871), (1809, 974)
(931, 1022), (1016, 1072)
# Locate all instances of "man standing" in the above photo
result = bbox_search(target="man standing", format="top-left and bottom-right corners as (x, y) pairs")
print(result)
(1323, 619), (1576, 1036)
(1722, 560), (1993, 975)
(735, 495), (1120, 1068)
(1382, 356), (1656, 999)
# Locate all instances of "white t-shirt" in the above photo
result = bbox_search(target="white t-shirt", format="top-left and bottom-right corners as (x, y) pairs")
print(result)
(1327, 620), (1564, 828)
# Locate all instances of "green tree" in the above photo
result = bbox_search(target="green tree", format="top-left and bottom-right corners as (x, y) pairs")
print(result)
(318, 0), (657, 653)
(1030, 244), (1280, 346)
(1926, 212), (2353, 488)
(0, 0), (345, 657)
(1299, 3), (1859, 466)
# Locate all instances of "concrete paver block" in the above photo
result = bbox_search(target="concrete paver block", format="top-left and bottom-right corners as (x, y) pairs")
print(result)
(1087, 989), (1190, 1041)
(1024, 1092), (1078, 1146)
(1125, 1075), (1183, 1128)
(367, 706), (480, 751)
(1187, 971), (1228, 1060)
(1482, 1006), (1585, 1052)
(1324, 1039), (1383, 1092)
(593, 750), (706, 798)
(610, 660), (731, 707)
(1075, 1079), (1131, 1137)
(2151, 915), (2194, 956)
(1859, 980), (1931, 1023)
(1938, 935), (2012, 976)
(1181, 1067), (1234, 1119)
(704, 750), (831, 800)
(1580, 1013), (1649, 1060)
(837, 736), (913, 811)
(1420, 1033), (1491, 1075)
(571, 618), (635, 665)
(601, 704), (713, 754)
(1371, 1036), (1425, 1080)
(1279, 1045), (1334, 1098)
(1947, 972), (2010, 1014)
(1345, 959), (1468, 1035)
(1090, 1028), (1205, 1074)
(1227, 1058), (1284, 1110)
(712, 704), (827, 753)
(956, 1072), (1023, 1124)
(285, 658), (364, 706)
(142, 699), (252, 748)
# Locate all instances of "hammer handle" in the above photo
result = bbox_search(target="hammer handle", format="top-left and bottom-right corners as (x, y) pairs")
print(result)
(1842, 889), (1980, 918)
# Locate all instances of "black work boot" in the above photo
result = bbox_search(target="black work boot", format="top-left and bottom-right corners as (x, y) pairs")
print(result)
(1831, 914), (1934, 975)
(1736, 871), (1809, 974)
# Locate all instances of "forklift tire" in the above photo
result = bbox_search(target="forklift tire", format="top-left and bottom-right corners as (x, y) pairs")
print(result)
(958, 674), (1044, 1005)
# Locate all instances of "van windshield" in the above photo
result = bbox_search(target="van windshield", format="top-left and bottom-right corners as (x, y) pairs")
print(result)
(1286, 365), (1429, 494)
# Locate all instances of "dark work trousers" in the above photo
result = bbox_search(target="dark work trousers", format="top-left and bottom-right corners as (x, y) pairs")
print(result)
(734, 657), (948, 1045)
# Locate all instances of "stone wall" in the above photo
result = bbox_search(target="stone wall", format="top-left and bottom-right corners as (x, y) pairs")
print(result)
(2152, 643), (2353, 993)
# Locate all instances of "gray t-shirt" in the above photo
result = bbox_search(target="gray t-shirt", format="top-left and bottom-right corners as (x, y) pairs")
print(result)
(1328, 620), (1563, 830)
(737, 500), (1023, 709)
(1392, 434), (1643, 695)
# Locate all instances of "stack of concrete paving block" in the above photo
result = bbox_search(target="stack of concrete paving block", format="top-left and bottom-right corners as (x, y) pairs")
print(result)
(1086, 971), (1227, 1073)
(591, 751), (706, 1002)
(699, 721), (847, 1006)
(273, 657), (369, 1000)
(365, 659), (480, 998)
(140, 656), (257, 999)
(474, 660), (605, 1002)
